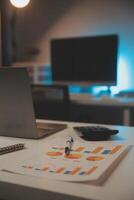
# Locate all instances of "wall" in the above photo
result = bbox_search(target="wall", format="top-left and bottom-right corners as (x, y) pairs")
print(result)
(0, 11), (1, 65)
(0, 0), (14, 65)
(15, 0), (134, 92)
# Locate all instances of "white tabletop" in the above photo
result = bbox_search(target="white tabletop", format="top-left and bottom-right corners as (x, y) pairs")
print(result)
(0, 119), (134, 200)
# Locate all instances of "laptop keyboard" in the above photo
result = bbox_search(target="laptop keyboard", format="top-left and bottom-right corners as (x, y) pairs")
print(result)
(36, 122), (67, 138)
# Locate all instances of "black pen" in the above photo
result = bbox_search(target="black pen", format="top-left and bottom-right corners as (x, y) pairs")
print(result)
(65, 136), (74, 155)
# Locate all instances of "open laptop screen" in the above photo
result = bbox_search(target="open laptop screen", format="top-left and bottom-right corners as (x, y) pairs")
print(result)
(0, 67), (67, 139)
(0, 67), (37, 138)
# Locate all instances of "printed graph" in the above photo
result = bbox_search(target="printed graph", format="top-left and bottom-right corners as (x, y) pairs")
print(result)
(46, 145), (124, 161)
(22, 165), (98, 176)
(6, 139), (129, 183)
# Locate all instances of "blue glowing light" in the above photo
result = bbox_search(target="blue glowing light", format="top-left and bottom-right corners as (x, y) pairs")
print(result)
(111, 55), (131, 94)
(92, 55), (132, 95)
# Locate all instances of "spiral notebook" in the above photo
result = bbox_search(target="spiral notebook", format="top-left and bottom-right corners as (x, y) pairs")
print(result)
(0, 138), (25, 155)
(2, 138), (132, 185)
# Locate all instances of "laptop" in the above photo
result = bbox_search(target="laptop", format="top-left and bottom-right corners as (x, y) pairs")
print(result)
(0, 67), (67, 139)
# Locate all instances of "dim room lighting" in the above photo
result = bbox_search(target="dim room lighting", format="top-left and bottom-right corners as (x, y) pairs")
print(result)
(10, 0), (30, 8)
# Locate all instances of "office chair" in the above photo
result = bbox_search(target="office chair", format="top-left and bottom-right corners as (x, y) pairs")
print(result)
(32, 84), (70, 121)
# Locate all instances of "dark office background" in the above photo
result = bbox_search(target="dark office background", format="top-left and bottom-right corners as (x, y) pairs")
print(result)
(0, 0), (134, 92)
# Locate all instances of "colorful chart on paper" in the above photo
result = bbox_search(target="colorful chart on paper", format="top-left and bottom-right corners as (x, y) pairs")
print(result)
(5, 138), (130, 182)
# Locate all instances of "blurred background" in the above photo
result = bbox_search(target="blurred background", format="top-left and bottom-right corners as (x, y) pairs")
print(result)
(0, 0), (134, 94)
(1, 0), (134, 126)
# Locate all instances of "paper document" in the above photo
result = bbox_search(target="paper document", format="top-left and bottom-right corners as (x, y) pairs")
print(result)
(3, 138), (131, 184)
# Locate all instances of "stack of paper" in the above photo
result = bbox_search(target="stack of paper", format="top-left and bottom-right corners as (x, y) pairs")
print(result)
(3, 138), (131, 184)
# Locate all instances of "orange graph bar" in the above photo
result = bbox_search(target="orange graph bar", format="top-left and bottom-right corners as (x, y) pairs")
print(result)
(86, 166), (98, 175)
(92, 147), (103, 154)
(75, 147), (85, 152)
(28, 166), (33, 169)
(110, 145), (123, 154)
(70, 167), (81, 175)
(59, 147), (64, 150)
(42, 167), (49, 171)
(56, 168), (65, 173)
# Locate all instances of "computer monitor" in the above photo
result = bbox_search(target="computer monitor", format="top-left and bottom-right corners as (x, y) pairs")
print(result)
(50, 34), (118, 86)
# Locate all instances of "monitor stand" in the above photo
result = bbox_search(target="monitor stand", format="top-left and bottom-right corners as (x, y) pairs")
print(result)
(95, 86), (112, 97)
(107, 86), (112, 96)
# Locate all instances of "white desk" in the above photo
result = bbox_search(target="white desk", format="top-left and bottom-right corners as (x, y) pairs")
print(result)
(0, 119), (134, 200)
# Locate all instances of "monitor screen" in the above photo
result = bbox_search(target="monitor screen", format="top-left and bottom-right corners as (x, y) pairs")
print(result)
(50, 35), (118, 86)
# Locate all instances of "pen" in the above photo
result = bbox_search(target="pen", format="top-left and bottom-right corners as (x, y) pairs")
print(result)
(65, 136), (74, 155)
